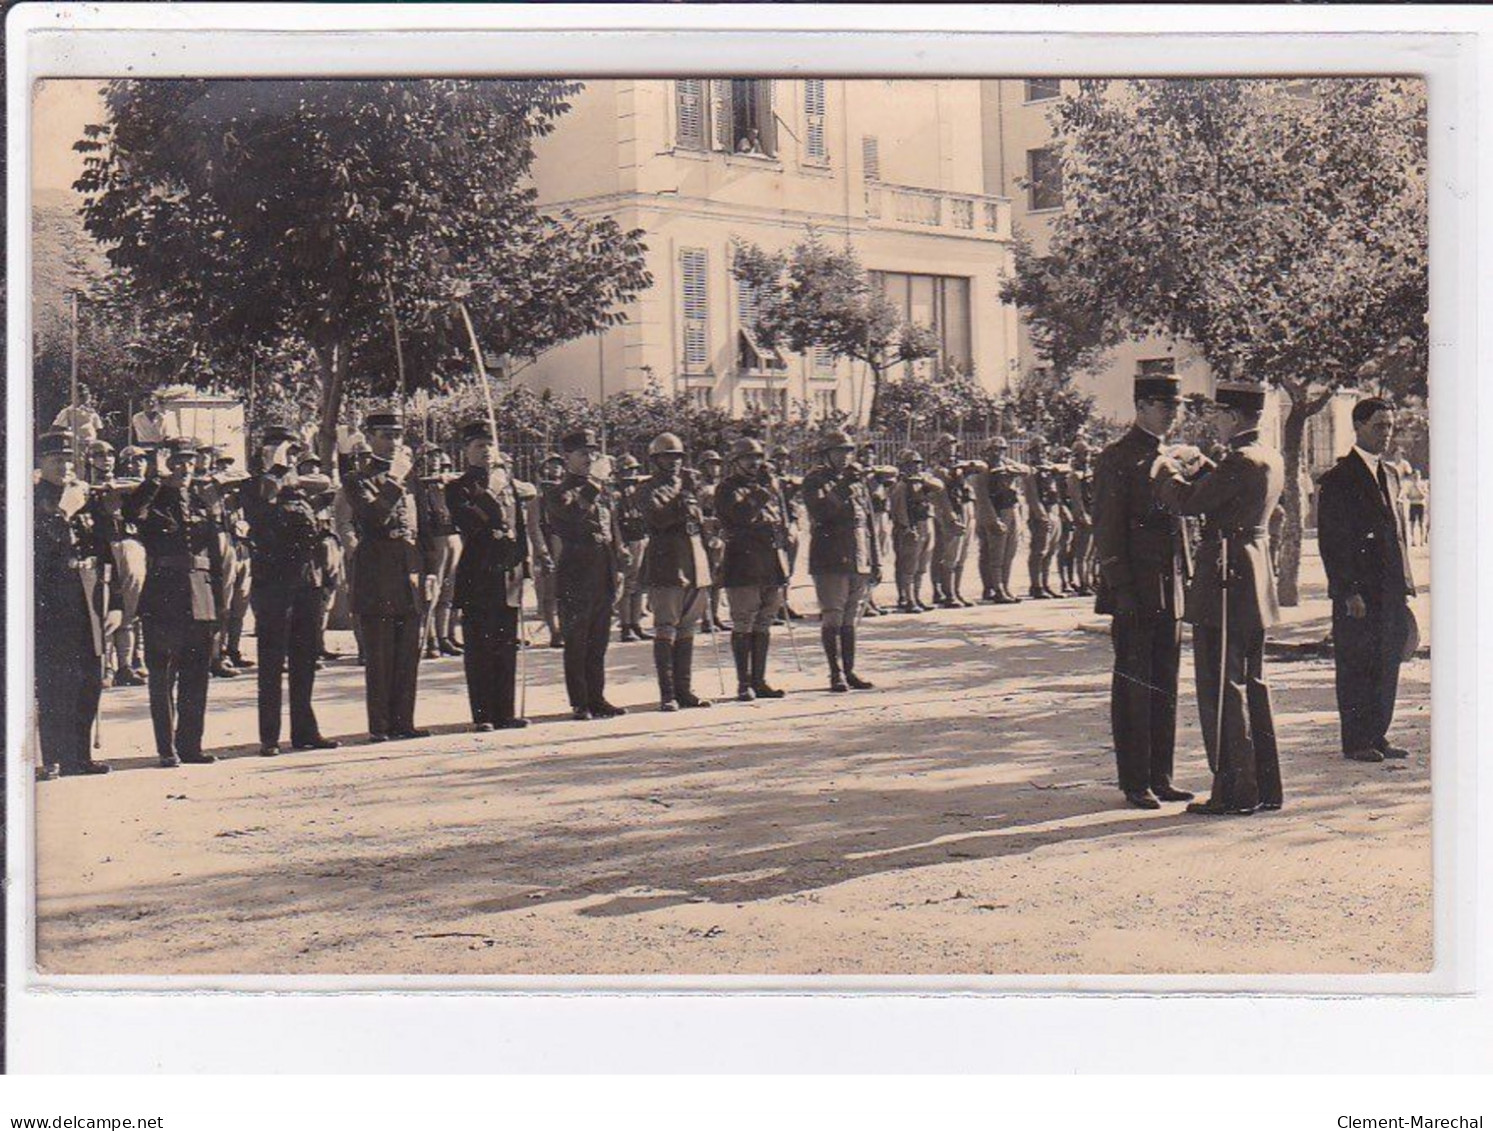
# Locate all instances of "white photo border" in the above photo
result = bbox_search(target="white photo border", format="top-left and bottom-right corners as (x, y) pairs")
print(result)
(6, 2), (1485, 1074)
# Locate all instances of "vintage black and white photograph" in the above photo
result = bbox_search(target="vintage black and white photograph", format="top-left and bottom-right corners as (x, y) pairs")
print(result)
(27, 71), (1430, 978)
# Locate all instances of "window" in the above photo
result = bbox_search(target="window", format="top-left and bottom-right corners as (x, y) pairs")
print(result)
(680, 248), (710, 373)
(737, 277), (786, 374)
(812, 346), (837, 376)
(1137, 357), (1176, 377)
(803, 79), (828, 165)
(813, 388), (839, 420)
(862, 135), (881, 182)
(1026, 146), (1064, 211)
(675, 79), (778, 157)
(1024, 79), (1062, 103)
(872, 271), (974, 373)
(742, 386), (789, 418)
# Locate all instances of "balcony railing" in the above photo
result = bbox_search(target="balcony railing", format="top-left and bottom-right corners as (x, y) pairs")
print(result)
(864, 183), (1011, 241)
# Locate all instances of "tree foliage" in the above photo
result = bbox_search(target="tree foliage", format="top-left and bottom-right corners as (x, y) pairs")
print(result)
(999, 230), (1118, 380)
(75, 79), (653, 459)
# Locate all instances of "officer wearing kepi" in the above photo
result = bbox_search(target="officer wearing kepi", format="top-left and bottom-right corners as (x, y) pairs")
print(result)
(446, 420), (531, 732)
(546, 429), (628, 720)
(34, 431), (115, 778)
(1154, 379), (1285, 816)
(803, 430), (879, 693)
(1092, 371), (1195, 810)
(343, 406), (430, 742)
(716, 437), (791, 701)
(240, 425), (339, 756)
(126, 436), (227, 768)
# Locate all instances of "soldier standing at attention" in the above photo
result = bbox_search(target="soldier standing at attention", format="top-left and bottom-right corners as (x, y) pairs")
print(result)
(890, 448), (937, 613)
(547, 429), (628, 720)
(126, 437), (226, 768)
(1068, 439), (1097, 596)
(803, 431), (879, 693)
(930, 433), (976, 608)
(343, 407), (430, 743)
(446, 421), (531, 732)
(1024, 439), (1064, 599)
(637, 433), (714, 712)
(1154, 379), (1285, 816)
(696, 449), (729, 633)
(84, 440), (148, 686)
(716, 437), (790, 701)
(416, 448), (463, 659)
(1092, 373), (1195, 810)
(613, 453), (652, 642)
(529, 453), (566, 649)
(240, 426), (338, 756)
(34, 431), (115, 778)
(770, 446), (806, 622)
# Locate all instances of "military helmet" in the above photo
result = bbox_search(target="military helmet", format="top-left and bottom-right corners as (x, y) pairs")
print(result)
(617, 454), (642, 473)
(87, 439), (115, 456)
(648, 432), (686, 457)
(1071, 437), (1090, 454)
(730, 437), (765, 461)
(936, 432), (958, 447)
(819, 429), (855, 453)
(898, 448), (925, 466)
(698, 449), (723, 465)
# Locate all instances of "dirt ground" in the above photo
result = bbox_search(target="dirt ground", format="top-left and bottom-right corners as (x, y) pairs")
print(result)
(33, 541), (1431, 976)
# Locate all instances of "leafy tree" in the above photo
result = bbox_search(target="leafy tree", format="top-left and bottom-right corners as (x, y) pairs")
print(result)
(999, 230), (1119, 382)
(75, 79), (652, 465)
(1004, 367), (1099, 450)
(1048, 77), (1427, 603)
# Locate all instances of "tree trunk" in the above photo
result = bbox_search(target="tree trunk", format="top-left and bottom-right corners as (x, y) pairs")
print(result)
(1276, 389), (1334, 607)
(866, 363), (883, 430)
(315, 339), (348, 478)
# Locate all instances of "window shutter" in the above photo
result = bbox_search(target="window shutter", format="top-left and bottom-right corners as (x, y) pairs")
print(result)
(676, 80), (706, 150)
(710, 80), (733, 151)
(680, 248), (710, 372)
(760, 79), (778, 156)
(862, 135), (881, 181)
(804, 79), (828, 164)
(813, 346), (836, 373)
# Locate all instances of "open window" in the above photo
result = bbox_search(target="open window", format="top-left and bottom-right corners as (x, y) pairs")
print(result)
(737, 277), (787, 374)
(675, 79), (778, 157)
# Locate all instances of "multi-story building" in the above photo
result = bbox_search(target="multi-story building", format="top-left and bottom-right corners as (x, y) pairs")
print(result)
(527, 79), (1021, 423)
(980, 78), (1351, 476)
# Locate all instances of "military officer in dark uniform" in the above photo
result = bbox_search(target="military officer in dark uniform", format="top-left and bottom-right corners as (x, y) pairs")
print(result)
(636, 433), (715, 712)
(803, 430), (879, 693)
(125, 437), (226, 767)
(240, 426), (338, 756)
(546, 429), (628, 720)
(717, 437), (792, 701)
(1315, 397), (1418, 764)
(1154, 379), (1285, 816)
(343, 407), (430, 742)
(34, 431), (114, 778)
(446, 420), (530, 732)
(1092, 372), (1195, 810)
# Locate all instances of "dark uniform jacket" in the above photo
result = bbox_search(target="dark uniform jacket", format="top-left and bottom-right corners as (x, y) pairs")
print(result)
(803, 464), (878, 576)
(1092, 426), (1190, 620)
(638, 472), (713, 589)
(36, 479), (113, 654)
(1316, 451), (1416, 608)
(716, 470), (791, 588)
(342, 459), (424, 618)
(240, 474), (326, 593)
(416, 476), (458, 545)
(126, 478), (226, 622)
(615, 479), (649, 543)
(446, 468), (527, 610)
(544, 473), (624, 580)
(890, 476), (937, 528)
(1154, 428), (1284, 633)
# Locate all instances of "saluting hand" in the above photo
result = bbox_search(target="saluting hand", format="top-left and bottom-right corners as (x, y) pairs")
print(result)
(59, 478), (89, 519)
(390, 446), (415, 483)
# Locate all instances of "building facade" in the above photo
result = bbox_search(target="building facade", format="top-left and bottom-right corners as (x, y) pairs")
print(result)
(527, 79), (1020, 423)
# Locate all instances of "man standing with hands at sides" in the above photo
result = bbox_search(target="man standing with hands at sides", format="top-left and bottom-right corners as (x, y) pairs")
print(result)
(803, 431), (879, 693)
(446, 420), (530, 733)
(547, 429), (629, 720)
(343, 407), (429, 743)
(1092, 372), (1195, 811)
(1153, 379), (1284, 816)
(612, 454), (652, 643)
(716, 437), (791, 702)
(240, 426), (338, 757)
(1315, 397), (1417, 764)
(126, 437), (226, 768)
(637, 433), (715, 712)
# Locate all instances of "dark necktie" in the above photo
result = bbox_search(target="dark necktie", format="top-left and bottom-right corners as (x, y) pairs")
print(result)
(1377, 462), (1393, 510)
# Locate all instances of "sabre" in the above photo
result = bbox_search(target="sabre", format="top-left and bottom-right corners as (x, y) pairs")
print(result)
(704, 586), (727, 697)
(1213, 534), (1229, 774)
(94, 564), (110, 751)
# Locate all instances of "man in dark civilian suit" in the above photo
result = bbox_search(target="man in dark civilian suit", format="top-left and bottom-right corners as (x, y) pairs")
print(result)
(546, 429), (629, 720)
(1092, 372), (1195, 810)
(1154, 380), (1285, 816)
(445, 420), (531, 732)
(1315, 397), (1417, 763)
(125, 436), (226, 767)
(343, 407), (430, 742)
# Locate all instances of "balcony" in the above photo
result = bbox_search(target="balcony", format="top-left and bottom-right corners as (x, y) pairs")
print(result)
(864, 183), (1011, 242)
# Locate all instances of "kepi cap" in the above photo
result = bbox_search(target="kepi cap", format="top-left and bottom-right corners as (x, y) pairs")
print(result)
(561, 428), (601, 453)
(1213, 379), (1268, 412)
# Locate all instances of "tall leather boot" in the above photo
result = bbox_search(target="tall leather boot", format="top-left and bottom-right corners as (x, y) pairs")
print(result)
(840, 626), (874, 690)
(732, 632), (755, 701)
(673, 637), (711, 708)
(751, 630), (785, 698)
(822, 625), (848, 693)
(654, 638), (678, 712)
